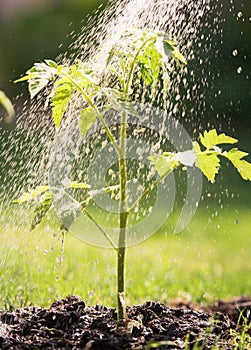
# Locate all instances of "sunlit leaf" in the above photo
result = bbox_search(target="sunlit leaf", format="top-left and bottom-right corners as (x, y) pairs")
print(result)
(65, 181), (90, 189)
(51, 78), (74, 128)
(13, 186), (50, 204)
(200, 129), (238, 149)
(224, 148), (251, 181)
(0, 90), (15, 122)
(79, 107), (97, 137)
(30, 193), (53, 231)
(15, 60), (58, 99)
(148, 154), (179, 177)
(163, 40), (187, 65)
(195, 152), (220, 182)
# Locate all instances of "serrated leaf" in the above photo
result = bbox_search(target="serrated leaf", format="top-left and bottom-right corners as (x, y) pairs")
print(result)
(195, 153), (221, 182)
(13, 186), (50, 204)
(51, 78), (74, 128)
(30, 194), (53, 231)
(79, 107), (97, 137)
(148, 154), (179, 177)
(200, 129), (238, 149)
(224, 148), (251, 181)
(15, 60), (58, 99)
(137, 44), (162, 86)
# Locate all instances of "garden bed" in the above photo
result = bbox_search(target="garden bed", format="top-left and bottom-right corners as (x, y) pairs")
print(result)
(0, 295), (250, 349)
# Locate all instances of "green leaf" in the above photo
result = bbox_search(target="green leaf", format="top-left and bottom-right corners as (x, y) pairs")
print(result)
(30, 193), (53, 231)
(148, 154), (179, 177)
(139, 66), (154, 85)
(65, 181), (90, 189)
(0, 90), (15, 122)
(15, 60), (58, 99)
(51, 78), (74, 128)
(164, 40), (187, 65)
(224, 148), (251, 181)
(13, 186), (50, 204)
(79, 107), (97, 137)
(195, 152), (221, 182)
(200, 129), (238, 149)
(137, 44), (162, 86)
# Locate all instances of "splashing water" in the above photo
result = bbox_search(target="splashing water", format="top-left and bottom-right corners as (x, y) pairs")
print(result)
(0, 0), (250, 307)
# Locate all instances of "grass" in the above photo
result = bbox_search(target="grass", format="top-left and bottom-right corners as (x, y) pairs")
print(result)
(0, 186), (250, 311)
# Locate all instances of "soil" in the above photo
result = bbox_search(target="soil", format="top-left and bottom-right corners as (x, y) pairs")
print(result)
(0, 295), (250, 349)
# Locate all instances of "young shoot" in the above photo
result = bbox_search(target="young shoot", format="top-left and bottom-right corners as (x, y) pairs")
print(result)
(14, 27), (251, 323)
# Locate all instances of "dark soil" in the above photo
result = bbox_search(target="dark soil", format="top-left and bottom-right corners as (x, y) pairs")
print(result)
(0, 295), (250, 349)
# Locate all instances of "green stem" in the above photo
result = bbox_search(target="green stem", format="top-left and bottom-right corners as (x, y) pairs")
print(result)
(117, 110), (128, 322)
(116, 38), (155, 322)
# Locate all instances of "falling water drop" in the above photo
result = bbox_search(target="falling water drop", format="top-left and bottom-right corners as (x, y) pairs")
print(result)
(232, 49), (238, 56)
(237, 66), (242, 74)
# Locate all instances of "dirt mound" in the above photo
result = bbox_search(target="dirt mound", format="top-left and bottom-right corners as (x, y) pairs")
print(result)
(0, 295), (250, 349)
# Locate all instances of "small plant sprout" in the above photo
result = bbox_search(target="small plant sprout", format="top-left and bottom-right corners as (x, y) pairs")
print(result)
(14, 28), (251, 323)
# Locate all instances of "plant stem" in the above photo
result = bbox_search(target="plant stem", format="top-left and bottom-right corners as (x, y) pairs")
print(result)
(117, 110), (128, 322)
(116, 38), (155, 322)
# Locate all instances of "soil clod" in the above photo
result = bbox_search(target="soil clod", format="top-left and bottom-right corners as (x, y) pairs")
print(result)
(0, 295), (250, 349)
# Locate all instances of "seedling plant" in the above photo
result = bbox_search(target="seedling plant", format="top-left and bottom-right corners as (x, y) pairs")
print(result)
(14, 28), (251, 322)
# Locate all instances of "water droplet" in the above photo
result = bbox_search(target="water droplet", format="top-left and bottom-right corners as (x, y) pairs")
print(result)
(237, 12), (243, 18)
(232, 49), (238, 56)
(237, 67), (242, 74)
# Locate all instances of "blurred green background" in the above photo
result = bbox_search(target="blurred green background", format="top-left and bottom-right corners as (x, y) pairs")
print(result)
(0, 0), (108, 99)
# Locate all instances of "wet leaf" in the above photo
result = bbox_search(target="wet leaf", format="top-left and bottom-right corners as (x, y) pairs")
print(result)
(79, 107), (97, 137)
(164, 40), (186, 65)
(30, 193), (53, 231)
(148, 154), (179, 177)
(200, 129), (238, 150)
(0, 90), (15, 122)
(13, 186), (50, 204)
(15, 60), (58, 99)
(195, 152), (220, 182)
(65, 181), (90, 189)
(223, 148), (251, 181)
(51, 78), (74, 128)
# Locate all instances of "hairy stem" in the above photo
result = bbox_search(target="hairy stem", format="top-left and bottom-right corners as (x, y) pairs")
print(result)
(117, 110), (128, 322)
(116, 38), (155, 322)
